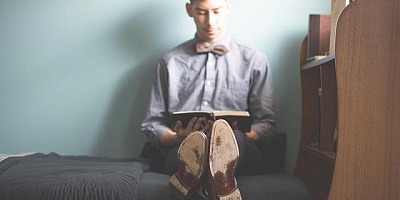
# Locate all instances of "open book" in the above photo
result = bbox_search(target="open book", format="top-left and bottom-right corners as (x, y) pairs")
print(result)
(170, 110), (251, 132)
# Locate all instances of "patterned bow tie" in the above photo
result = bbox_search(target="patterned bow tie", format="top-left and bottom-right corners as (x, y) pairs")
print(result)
(195, 42), (229, 56)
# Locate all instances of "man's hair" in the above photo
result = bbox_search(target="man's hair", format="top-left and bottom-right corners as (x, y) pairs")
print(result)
(189, 0), (228, 3)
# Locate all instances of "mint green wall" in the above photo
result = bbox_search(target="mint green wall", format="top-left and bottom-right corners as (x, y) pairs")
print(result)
(0, 0), (330, 172)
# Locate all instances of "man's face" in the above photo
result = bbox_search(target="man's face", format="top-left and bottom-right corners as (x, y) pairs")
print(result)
(186, 0), (231, 43)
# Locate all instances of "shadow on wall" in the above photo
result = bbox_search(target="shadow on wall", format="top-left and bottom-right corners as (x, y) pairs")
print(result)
(91, 3), (181, 158)
(265, 32), (305, 173)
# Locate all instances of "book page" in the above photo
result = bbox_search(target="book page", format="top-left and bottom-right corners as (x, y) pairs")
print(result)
(212, 111), (250, 117)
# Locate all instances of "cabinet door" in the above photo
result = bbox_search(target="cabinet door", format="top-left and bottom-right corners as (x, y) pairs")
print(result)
(329, 0), (400, 199)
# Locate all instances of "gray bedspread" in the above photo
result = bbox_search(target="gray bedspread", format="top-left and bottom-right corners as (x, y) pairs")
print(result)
(140, 172), (311, 200)
(0, 153), (311, 200)
(0, 153), (148, 200)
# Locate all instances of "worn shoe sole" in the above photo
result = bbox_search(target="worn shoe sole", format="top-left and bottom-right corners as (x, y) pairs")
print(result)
(208, 119), (241, 200)
(169, 131), (208, 199)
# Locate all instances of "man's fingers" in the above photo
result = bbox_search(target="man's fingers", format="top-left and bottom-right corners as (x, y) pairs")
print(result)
(192, 117), (204, 131)
(186, 117), (198, 130)
(245, 130), (259, 142)
(202, 123), (211, 132)
(201, 120), (214, 132)
(174, 120), (182, 132)
(231, 121), (239, 130)
(174, 121), (186, 138)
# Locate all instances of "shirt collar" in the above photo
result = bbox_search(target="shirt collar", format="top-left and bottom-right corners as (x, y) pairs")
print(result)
(193, 33), (232, 50)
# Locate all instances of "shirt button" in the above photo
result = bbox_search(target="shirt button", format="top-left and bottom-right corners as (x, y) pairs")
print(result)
(207, 62), (214, 67)
(203, 101), (209, 106)
(206, 80), (212, 86)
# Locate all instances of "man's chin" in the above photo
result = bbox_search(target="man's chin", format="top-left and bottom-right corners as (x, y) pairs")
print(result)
(200, 33), (222, 42)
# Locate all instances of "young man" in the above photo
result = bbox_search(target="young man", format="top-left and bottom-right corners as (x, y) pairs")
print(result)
(141, 0), (275, 199)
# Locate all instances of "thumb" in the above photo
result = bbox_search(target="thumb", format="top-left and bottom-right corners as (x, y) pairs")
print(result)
(174, 120), (182, 132)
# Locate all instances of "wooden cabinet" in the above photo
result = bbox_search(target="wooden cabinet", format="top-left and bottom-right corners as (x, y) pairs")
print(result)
(295, 52), (337, 200)
(295, 0), (400, 200)
(328, 0), (400, 199)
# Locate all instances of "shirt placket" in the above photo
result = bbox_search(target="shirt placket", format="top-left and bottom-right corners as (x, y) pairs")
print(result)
(201, 52), (216, 110)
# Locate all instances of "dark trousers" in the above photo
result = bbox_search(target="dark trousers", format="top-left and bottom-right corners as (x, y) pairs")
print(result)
(164, 130), (263, 176)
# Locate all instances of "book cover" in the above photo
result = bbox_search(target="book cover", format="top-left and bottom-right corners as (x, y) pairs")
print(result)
(170, 111), (251, 132)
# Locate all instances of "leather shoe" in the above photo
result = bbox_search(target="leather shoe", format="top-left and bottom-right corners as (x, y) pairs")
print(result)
(169, 131), (208, 199)
(205, 119), (242, 200)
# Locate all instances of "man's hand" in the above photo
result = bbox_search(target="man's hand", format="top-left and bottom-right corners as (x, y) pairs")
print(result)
(231, 121), (239, 130)
(160, 117), (213, 146)
(229, 121), (259, 142)
(245, 130), (259, 142)
(174, 117), (212, 138)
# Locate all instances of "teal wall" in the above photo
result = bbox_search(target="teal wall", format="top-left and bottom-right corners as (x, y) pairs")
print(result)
(0, 0), (330, 173)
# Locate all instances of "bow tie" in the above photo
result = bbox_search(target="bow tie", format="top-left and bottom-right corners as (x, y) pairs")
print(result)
(195, 42), (229, 56)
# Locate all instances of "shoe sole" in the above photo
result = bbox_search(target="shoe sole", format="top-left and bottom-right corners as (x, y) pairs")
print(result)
(208, 119), (241, 200)
(169, 131), (208, 199)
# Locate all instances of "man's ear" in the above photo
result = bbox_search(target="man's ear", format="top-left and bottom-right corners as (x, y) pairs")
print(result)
(186, 3), (193, 17)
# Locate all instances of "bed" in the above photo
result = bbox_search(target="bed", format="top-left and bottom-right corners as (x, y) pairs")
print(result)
(0, 153), (146, 200)
(0, 134), (311, 200)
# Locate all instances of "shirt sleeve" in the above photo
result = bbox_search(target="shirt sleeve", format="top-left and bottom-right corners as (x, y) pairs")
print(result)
(141, 59), (172, 148)
(249, 53), (276, 142)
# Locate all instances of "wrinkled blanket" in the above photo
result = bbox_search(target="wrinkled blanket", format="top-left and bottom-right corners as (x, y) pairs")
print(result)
(0, 153), (149, 200)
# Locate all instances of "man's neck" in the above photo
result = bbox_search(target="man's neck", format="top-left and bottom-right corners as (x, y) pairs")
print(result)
(196, 32), (227, 44)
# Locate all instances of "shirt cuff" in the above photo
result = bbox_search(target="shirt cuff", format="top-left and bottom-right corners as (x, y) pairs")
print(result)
(251, 123), (275, 142)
